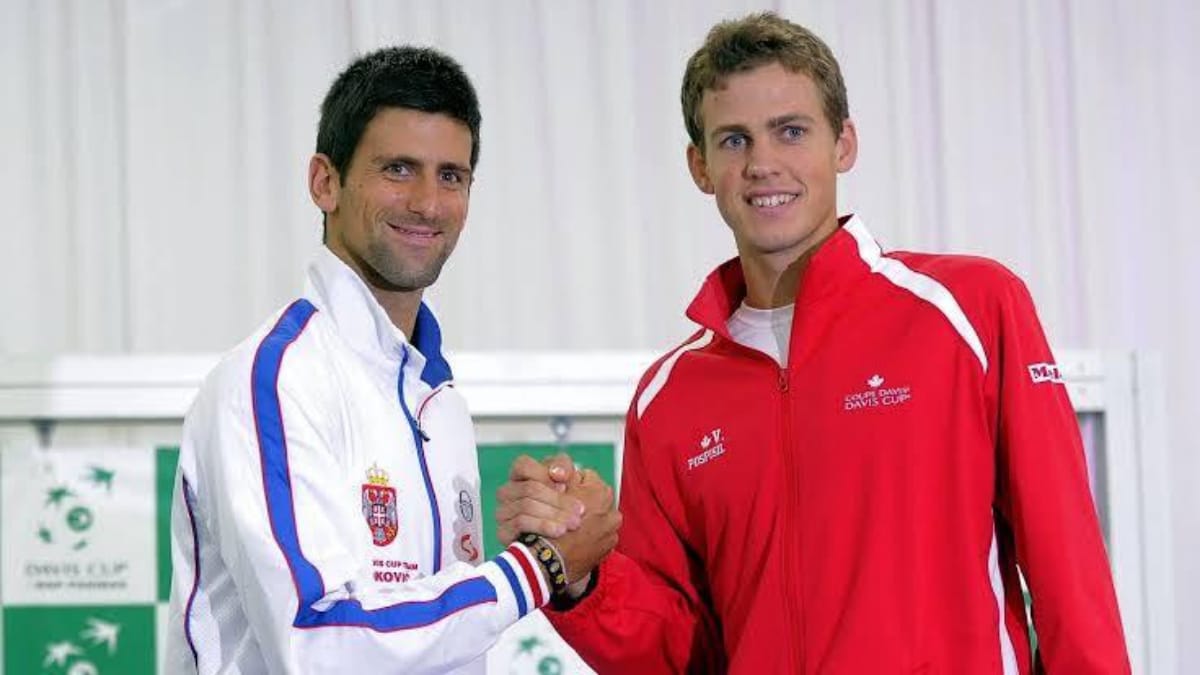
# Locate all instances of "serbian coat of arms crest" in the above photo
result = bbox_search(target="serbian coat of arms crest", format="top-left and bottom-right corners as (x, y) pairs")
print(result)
(361, 463), (398, 546)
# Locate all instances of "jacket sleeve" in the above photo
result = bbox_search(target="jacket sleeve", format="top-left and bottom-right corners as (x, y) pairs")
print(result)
(989, 276), (1130, 673)
(545, 405), (725, 674)
(174, 363), (547, 675)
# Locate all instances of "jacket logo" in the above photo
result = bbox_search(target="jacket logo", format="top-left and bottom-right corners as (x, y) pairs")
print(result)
(687, 428), (726, 470)
(452, 476), (482, 564)
(844, 374), (912, 411)
(362, 463), (399, 547)
(1027, 362), (1064, 384)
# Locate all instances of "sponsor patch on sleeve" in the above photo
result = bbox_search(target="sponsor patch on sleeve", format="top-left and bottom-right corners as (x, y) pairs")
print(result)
(1027, 362), (1064, 384)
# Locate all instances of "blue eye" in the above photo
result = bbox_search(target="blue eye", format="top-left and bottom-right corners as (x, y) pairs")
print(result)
(782, 126), (806, 141)
(720, 133), (748, 150)
(383, 162), (413, 177)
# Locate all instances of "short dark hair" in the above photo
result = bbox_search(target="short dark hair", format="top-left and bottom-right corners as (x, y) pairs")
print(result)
(682, 12), (849, 152)
(317, 46), (481, 182)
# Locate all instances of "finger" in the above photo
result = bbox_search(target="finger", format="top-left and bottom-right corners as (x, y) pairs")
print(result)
(578, 468), (604, 487)
(504, 514), (568, 539)
(508, 454), (551, 482)
(495, 497), (583, 529)
(544, 453), (577, 484)
(495, 485), (585, 529)
(495, 479), (551, 507)
(500, 479), (585, 513)
(497, 523), (517, 546)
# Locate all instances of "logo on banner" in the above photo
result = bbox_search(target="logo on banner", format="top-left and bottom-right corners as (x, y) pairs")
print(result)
(508, 634), (565, 675)
(2, 605), (154, 675)
(37, 466), (114, 552)
(361, 464), (399, 547)
(14, 461), (135, 598)
(39, 616), (120, 674)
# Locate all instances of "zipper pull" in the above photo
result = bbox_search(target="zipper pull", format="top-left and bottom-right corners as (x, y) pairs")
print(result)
(778, 368), (789, 392)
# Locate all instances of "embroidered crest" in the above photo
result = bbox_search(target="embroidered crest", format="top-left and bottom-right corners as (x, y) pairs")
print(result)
(361, 464), (398, 547)
(451, 475), (482, 564)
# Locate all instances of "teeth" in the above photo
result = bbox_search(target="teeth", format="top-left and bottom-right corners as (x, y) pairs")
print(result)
(750, 194), (796, 208)
(396, 226), (436, 237)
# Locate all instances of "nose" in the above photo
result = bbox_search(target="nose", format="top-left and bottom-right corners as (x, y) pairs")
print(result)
(744, 142), (782, 180)
(406, 174), (440, 219)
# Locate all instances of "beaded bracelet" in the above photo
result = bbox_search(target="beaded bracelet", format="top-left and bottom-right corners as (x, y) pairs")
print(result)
(519, 532), (569, 596)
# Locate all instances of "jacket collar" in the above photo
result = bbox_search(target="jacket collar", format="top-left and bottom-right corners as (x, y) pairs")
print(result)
(685, 214), (875, 336)
(304, 246), (453, 387)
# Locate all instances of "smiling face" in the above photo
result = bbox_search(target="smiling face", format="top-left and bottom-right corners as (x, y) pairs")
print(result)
(311, 106), (473, 294)
(687, 61), (857, 290)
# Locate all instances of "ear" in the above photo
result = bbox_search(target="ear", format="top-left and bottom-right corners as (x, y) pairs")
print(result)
(309, 154), (340, 214)
(686, 143), (715, 194)
(834, 118), (858, 173)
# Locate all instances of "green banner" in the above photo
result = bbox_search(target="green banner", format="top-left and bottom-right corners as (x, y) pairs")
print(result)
(3, 604), (155, 674)
(155, 448), (179, 604)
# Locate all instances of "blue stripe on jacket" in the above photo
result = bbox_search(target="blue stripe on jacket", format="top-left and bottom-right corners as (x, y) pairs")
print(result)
(250, 298), (496, 631)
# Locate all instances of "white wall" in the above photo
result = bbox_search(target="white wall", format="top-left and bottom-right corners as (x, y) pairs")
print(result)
(2, 1), (1197, 671)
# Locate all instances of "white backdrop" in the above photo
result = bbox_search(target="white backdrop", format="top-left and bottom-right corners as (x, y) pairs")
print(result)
(2, 1), (1197, 671)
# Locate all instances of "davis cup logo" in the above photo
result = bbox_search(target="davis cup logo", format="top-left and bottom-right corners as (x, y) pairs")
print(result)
(361, 464), (398, 547)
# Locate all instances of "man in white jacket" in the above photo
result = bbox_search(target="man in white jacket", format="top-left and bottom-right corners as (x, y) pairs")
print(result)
(165, 45), (620, 674)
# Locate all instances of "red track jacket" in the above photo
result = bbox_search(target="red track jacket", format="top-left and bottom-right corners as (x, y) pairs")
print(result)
(547, 217), (1129, 674)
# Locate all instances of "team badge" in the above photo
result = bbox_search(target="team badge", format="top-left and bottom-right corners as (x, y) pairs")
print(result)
(452, 475), (482, 564)
(362, 464), (398, 547)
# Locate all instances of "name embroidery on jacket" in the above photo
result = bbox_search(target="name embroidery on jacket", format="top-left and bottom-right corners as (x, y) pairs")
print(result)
(687, 428), (727, 471)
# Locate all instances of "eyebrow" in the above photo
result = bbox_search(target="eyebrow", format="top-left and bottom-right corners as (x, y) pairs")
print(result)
(766, 113), (815, 129)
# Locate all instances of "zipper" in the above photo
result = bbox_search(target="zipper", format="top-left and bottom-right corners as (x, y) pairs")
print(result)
(397, 347), (443, 573)
(777, 365), (806, 672)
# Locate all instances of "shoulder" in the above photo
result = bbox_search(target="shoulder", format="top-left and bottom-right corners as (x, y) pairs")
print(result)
(893, 250), (1022, 289)
(188, 300), (340, 429)
(630, 328), (716, 423)
(890, 250), (1033, 316)
(887, 251), (1045, 370)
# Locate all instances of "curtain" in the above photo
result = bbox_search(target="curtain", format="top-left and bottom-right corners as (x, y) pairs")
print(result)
(2, 2), (1196, 671)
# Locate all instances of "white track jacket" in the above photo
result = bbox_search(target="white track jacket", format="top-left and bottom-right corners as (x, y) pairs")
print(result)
(165, 247), (548, 674)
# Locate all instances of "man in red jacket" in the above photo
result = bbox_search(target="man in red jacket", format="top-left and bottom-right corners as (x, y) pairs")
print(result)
(496, 11), (1130, 674)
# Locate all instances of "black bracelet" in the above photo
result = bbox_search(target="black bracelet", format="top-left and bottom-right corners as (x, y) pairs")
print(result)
(519, 532), (569, 596)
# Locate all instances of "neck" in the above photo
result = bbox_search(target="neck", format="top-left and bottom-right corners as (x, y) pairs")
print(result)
(370, 288), (423, 340)
(323, 242), (424, 339)
(740, 220), (840, 309)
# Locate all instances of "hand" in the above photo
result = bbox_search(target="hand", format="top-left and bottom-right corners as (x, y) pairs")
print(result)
(552, 469), (622, 585)
(495, 453), (582, 545)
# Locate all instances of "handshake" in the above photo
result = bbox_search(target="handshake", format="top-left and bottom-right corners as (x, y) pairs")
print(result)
(495, 455), (623, 599)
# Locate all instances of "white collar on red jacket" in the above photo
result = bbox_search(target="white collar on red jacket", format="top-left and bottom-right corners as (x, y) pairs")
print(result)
(685, 214), (873, 336)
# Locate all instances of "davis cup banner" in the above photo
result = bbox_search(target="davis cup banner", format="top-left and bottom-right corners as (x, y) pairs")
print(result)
(1, 445), (168, 674)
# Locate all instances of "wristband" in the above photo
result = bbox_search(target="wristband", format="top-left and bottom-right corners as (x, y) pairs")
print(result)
(519, 532), (569, 596)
